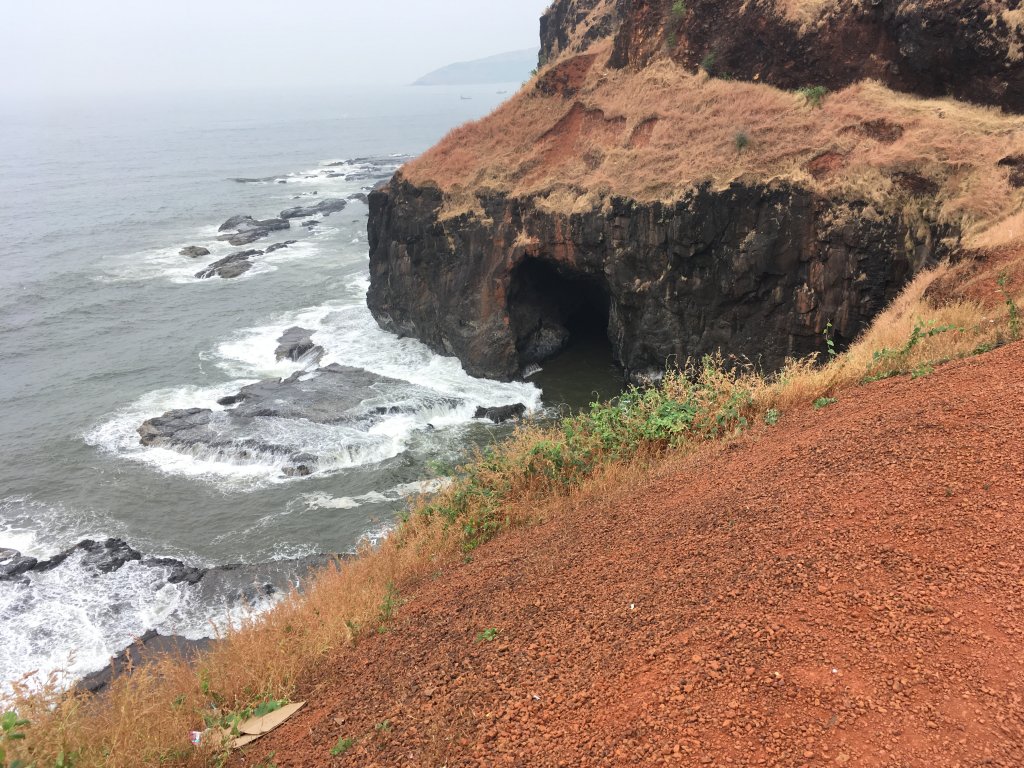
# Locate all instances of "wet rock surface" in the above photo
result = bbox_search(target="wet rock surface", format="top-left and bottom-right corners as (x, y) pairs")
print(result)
(77, 631), (214, 695)
(194, 249), (263, 279)
(274, 326), (324, 363)
(179, 245), (210, 258)
(368, 177), (955, 381)
(279, 198), (347, 220)
(264, 240), (297, 254)
(136, 365), (462, 474)
(216, 215), (291, 246)
(474, 403), (527, 423)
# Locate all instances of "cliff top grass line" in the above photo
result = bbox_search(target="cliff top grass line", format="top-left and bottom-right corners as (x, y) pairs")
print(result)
(406, 50), (1023, 244)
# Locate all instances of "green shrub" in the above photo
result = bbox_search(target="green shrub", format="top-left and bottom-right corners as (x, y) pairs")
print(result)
(798, 85), (829, 108)
(700, 51), (717, 75)
(416, 356), (760, 551)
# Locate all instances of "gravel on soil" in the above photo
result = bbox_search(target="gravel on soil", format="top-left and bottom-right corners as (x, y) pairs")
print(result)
(234, 341), (1024, 767)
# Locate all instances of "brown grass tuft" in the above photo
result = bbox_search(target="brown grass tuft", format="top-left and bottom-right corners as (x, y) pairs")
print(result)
(406, 56), (1024, 242)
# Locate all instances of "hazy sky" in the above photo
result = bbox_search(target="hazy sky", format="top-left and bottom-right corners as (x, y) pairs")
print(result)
(1, 0), (549, 98)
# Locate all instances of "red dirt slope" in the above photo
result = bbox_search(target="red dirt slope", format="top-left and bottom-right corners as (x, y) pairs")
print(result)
(238, 343), (1024, 767)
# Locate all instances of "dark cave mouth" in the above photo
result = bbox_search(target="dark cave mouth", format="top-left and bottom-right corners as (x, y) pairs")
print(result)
(508, 258), (616, 373)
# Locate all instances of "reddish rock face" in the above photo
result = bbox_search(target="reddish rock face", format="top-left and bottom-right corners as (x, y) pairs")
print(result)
(367, 177), (955, 382)
(544, 0), (1024, 114)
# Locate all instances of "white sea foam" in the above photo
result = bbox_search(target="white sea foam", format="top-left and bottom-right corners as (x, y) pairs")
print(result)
(0, 497), (121, 559)
(0, 547), (290, 696)
(0, 553), (191, 695)
(93, 275), (542, 487)
(298, 478), (451, 512)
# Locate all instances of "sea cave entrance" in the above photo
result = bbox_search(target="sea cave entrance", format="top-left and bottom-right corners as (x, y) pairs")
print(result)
(508, 258), (623, 408)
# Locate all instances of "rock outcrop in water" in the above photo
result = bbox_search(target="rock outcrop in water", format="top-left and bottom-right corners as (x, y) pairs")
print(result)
(366, 0), (1022, 382)
(279, 198), (347, 220)
(179, 245), (210, 258)
(137, 364), (461, 475)
(275, 326), (324, 363)
(195, 249), (263, 279)
(217, 215), (291, 246)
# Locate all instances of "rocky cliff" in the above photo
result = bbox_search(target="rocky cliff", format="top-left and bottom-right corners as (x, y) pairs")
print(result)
(542, 0), (1024, 113)
(368, 1), (1024, 382)
(369, 179), (952, 380)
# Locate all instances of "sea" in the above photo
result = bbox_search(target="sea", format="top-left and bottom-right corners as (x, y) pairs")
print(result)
(0, 85), (624, 694)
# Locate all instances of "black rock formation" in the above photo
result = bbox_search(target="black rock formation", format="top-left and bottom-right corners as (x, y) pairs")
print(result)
(367, 177), (954, 382)
(474, 403), (528, 423)
(274, 326), (324, 363)
(195, 249), (263, 280)
(279, 198), (347, 220)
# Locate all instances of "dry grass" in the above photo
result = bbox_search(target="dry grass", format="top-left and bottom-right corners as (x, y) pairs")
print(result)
(3, 512), (471, 767)
(406, 56), (1023, 242)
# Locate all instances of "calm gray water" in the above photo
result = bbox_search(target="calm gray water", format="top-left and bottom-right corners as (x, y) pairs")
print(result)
(0, 85), (619, 691)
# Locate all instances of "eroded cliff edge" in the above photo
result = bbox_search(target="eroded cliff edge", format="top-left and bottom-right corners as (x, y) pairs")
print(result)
(368, 0), (1024, 382)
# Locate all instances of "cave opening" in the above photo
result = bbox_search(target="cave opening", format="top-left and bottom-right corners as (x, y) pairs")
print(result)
(508, 258), (623, 407)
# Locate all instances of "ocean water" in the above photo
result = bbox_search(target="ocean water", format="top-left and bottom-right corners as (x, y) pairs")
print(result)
(0, 84), (578, 692)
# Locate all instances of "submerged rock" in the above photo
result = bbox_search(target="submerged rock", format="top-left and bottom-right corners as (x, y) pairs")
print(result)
(264, 240), (297, 254)
(0, 549), (38, 580)
(474, 403), (527, 423)
(179, 245), (210, 258)
(279, 198), (347, 220)
(216, 216), (290, 246)
(194, 249), (262, 280)
(1, 538), (150, 582)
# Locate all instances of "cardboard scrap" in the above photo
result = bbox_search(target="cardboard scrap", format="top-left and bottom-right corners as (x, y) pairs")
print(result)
(219, 701), (306, 749)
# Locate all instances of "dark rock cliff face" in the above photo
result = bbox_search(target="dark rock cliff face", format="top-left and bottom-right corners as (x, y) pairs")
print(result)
(542, 0), (1024, 114)
(368, 177), (953, 381)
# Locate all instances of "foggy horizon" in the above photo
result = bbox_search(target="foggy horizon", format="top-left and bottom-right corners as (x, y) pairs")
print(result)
(1, 0), (550, 100)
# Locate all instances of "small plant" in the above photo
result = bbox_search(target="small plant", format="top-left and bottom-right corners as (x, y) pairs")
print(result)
(672, 0), (688, 18)
(345, 618), (362, 641)
(997, 272), (1020, 340)
(764, 408), (780, 426)
(700, 51), (717, 76)
(255, 753), (278, 768)
(863, 320), (959, 382)
(798, 85), (829, 108)
(734, 131), (750, 152)
(331, 736), (355, 756)
(823, 321), (837, 360)
(911, 363), (934, 379)
(377, 582), (399, 628)
(1, 711), (30, 768)
(813, 396), (837, 410)
(475, 628), (500, 643)
(374, 720), (393, 735)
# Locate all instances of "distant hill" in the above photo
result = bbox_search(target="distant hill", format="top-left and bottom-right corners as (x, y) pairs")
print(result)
(413, 48), (539, 86)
